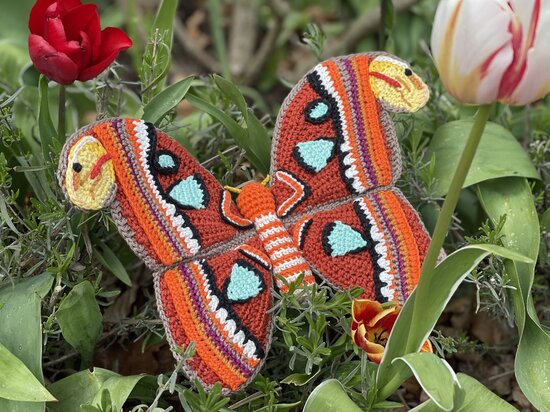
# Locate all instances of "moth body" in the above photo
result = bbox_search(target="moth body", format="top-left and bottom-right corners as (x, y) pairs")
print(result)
(236, 182), (314, 292)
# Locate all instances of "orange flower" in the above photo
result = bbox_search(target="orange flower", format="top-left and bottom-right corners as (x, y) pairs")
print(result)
(351, 299), (432, 363)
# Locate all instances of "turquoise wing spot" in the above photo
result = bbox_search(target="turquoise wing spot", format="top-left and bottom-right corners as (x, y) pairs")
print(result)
(293, 139), (335, 173)
(153, 150), (179, 174)
(305, 99), (332, 123)
(225, 260), (265, 303)
(168, 174), (209, 210)
(322, 221), (368, 257)
(158, 154), (176, 169)
(309, 101), (329, 118)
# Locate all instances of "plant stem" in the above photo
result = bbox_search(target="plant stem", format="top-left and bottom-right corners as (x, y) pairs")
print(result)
(58, 85), (66, 140)
(408, 104), (491, 349)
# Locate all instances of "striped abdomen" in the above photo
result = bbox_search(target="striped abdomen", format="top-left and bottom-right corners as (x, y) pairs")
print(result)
(253, 212), (314, 292)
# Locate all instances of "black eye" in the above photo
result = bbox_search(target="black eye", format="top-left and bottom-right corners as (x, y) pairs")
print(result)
(404, 68), (413, 76)
(72, 162), (82, 173)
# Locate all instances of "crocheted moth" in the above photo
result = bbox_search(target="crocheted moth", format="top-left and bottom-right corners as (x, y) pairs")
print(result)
(58, 52), (431, 393)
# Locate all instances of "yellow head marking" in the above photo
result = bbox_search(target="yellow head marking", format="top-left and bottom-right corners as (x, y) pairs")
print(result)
(65, 135), (115, 210)
(369, 55), (429, 113)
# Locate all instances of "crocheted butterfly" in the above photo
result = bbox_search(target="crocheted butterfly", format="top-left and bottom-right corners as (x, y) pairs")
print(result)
(57, 52), (431, 393)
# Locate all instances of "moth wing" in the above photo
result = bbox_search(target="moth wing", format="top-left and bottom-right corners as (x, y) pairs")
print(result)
(270, 53), (402, 218)
(288, 188), (430, 303)
(155, 236), (273, 393)
(59, 118), (253, 269)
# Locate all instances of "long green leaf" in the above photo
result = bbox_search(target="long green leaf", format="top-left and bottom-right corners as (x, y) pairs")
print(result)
(186, 93), (266, 172)
(477, 177), (550, 410)
(427, 121), (539, 196)
(412, 373), (517, 412)
(393, 353), (462, 411)
(142, 76), (194, 124)
(56, 281), (102, 366)
(213, 75), (271, 173)
(0, 274), (54, 410)
(141, 0), (179, 98)
(0, 342), (56, 402)
(375, 244), (532, 401)
(92, 243), (132, 286)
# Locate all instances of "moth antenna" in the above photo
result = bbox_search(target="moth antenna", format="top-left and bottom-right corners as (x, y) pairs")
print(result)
(260, 176), (270, 187)
(224, 185), (242, 194)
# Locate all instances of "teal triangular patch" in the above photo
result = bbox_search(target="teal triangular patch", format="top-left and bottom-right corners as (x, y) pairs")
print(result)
(168, 176), (207, 209)
(226, 262), (264, 302)
(326, 221), (367, 257)
(295, 140), (334, 173)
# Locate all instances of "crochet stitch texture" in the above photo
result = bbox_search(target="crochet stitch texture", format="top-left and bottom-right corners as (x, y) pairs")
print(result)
(58, 52), (431, 393)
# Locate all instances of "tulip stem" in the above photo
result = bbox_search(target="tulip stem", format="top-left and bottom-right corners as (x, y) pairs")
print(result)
(58, 85), (66, 140)
(408, 104), (491, 349)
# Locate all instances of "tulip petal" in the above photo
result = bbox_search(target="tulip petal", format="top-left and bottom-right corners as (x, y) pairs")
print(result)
(62, 4), (99, 42)
(355, 330), (385, 353)
(431, 0), (514, 104)
(367, 305), (399, 330)
(28, 34), (79, 84)
(502, 0), (550, 104)
(77, 27), (132, 81)
(352, 299), (383, 324)
(45, 15), (68, 49)
(421, 339), (433, 353)
(56, 0), (81, 14)
(28, 0), (57, 35)
(356, 334), (385, 363)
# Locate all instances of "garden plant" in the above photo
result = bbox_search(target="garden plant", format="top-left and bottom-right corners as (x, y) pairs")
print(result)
(0, 0), (549, 411)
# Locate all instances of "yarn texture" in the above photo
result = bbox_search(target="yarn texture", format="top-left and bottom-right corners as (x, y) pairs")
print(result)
(58, 52), (431, 393)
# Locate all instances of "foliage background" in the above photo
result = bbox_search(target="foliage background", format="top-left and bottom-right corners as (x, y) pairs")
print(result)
(0, 0), (549, 411)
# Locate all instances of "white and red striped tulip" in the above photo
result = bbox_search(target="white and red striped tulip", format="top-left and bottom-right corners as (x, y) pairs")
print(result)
(431, 0), (550, 105)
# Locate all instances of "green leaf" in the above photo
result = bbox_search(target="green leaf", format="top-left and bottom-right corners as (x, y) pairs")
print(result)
(140, 0), (179, 99)
(0, 343), (56, 402)
(206, 77), (272, 174)
(281, 369), (321, 386)
(411, 373), (518, 412)
(393, 353), (462, 411)
(56, 281), (102, 365)
(47, 368), (118, 412)
(151, 0), (177, 47)
(375, 244), (531, 401)
(245, 113), (272, 174)
(142, 75), (194, 124)
(92, 243), (132, 286)
(477, 177), (550, 411)
(426, 121), (539, 196)
(0, 274), (54, 411)
(38, 76), (57, 161)
(303, 379), (362, 412)
(186, 92), (267, 173)
(88, 375), (145, 411)
(213, 75), (248, 116)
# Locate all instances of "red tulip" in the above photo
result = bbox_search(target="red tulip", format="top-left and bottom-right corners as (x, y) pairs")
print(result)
(28, 0), (132, 85)
(351, 299), (433, 364)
